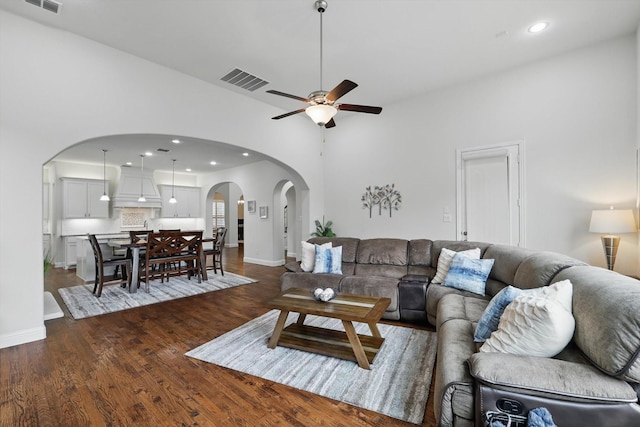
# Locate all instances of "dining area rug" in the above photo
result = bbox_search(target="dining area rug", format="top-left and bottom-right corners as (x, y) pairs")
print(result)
(185, 310), (438, 424)
(58, 272), (256, 319)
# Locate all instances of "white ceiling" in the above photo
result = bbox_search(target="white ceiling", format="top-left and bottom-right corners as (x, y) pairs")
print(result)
(5, 0), (640, 172)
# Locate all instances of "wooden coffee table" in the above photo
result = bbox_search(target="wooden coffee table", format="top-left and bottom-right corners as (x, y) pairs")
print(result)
(265, 287), (391, 370)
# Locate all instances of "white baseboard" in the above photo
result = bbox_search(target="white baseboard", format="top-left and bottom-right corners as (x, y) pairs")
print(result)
(287, 251), (297, 258)
(243, 257), (285, 267)
(0, 325), (46, 349)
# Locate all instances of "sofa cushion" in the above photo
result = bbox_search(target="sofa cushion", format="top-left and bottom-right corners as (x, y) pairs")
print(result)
(432, 247), (481, 284)
(434, 318), (477, 427)
(284, 261), (303, 273)
(513, 251), (586, 289)
(356, 238), (408, 265)
(431, 240), (492, 267)
(407, 239), (433, 275)
(555, 266), (640, 382)
(436, 293), (489, 329)
(312, 245), (342, 274)
(480, 280), (575, 358)
(469, 352), (638, 403)
(443, 255), (494, 296)
(301, 241), (331, 272)
(426, 283), (488, 326)
(308, 237), (359, 275)
(482, 244), (533, 286)
(308, 237), (359, 263)
(474, 285), (528, 342)
(338, 275), (399, 313)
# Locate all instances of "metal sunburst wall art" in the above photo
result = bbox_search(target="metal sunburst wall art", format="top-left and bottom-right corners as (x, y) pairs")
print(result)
(361, 184), (402, 218)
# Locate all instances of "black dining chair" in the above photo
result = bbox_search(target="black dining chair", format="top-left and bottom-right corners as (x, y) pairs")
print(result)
(204, 227), (227, 276)
(88, 234), (132, 297)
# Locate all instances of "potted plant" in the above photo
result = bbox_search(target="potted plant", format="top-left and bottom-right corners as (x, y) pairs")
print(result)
(312, 217), (336, 237)
(43, 252), (54, 275)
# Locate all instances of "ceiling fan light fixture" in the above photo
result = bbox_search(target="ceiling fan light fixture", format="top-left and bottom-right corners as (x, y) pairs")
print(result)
(305, 104), (337, 126)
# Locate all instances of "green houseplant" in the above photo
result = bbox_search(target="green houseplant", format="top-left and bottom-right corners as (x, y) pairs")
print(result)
(312, 217), (336, 237)
(43, 252), (55, 275)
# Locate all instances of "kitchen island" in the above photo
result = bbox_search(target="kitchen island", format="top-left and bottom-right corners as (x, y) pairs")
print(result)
(75, 233), (132, 283)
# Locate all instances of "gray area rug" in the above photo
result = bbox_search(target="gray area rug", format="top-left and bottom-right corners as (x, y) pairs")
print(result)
(186, 310), (437, 424)
(59, 272), (256, 319)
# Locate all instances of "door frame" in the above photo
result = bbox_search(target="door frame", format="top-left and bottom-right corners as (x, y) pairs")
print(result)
(455, 140), (526, 247)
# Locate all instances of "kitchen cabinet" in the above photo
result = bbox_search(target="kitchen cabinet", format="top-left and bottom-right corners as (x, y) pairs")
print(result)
(61, 178), (109, 219)
(159, 185), (201, 218)
(64, 236), (77, 269)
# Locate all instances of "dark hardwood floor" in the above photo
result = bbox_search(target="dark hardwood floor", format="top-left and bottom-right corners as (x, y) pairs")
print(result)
(1, 246), (438, 426)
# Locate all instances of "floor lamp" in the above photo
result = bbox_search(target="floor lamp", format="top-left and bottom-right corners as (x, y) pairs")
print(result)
(589, 208), (637, 270)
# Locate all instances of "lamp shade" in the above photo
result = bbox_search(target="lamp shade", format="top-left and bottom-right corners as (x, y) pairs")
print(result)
(305, 104), (337, 126)
(589, 209), (637, 234)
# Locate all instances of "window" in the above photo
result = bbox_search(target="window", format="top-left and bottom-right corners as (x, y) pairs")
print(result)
(212, 199), (225, 229)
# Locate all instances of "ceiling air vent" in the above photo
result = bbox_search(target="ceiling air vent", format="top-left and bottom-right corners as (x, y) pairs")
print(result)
(221, 68), (269, 92)
(25, 0), (62, 14)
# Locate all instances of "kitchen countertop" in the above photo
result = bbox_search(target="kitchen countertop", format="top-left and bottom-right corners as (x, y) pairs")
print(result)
(64, 231), (146, 238)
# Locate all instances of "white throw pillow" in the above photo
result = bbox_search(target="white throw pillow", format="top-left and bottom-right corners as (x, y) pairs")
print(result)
(479, 280), (575, 358)
(300, 241), (331, 272)
(431, 247), (481, 284)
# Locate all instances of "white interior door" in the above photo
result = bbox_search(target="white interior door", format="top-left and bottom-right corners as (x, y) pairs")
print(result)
(456, 142), (524, 246)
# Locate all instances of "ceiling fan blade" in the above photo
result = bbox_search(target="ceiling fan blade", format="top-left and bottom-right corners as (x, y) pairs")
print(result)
(272, 109), (306, 120)
(325, 118), (336, 128)
(338, 104), (382, 114)
(266, 90), (309, 103)
(326, 80), (358, 102)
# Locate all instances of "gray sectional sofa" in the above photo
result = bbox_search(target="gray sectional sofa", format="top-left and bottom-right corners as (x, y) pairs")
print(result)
(281, 237), (640, 427)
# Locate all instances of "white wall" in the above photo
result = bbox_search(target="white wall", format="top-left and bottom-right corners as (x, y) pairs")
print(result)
(0, 11), (323, 348)
(324, 35), (638, 275)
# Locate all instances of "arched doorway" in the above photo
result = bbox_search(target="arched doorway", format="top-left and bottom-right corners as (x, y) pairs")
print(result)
(205, 182), (244, 248)
(272, 180), (298, 264)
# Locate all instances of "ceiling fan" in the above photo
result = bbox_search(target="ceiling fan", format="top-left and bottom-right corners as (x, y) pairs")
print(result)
(266, 0), (382, 128)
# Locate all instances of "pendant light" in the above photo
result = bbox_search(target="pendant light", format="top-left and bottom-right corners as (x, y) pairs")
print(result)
(169, 159), (177, 204)
(137, 154), (146, 203)
(99, 149), (110, 201)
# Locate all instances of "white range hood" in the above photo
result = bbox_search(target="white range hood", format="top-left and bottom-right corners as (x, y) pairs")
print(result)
(113, 168), (162, 208)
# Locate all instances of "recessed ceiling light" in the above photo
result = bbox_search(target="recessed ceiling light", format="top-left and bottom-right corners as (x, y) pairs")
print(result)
(126, 162), (132, 166)
(185, 168), (192, 172)
(144, 151), (153, 156)
(210, 161), (217, 165)
(528, 22), (549, 33)
(242, 152), (249, 157)
(171, 139), (181, 144)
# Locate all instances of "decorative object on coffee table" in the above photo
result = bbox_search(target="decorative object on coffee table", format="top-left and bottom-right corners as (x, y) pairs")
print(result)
(312, 287), (335, 302)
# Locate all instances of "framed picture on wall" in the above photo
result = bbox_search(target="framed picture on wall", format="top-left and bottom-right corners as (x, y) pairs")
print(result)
(247, 200), (256, 213)
(259, 206), (268, 219)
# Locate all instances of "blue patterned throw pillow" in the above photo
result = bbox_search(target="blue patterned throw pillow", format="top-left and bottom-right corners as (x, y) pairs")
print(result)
(474, 285), (526, 342)
(443, 254), (494, 296)
(312, 245), (343, 274)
